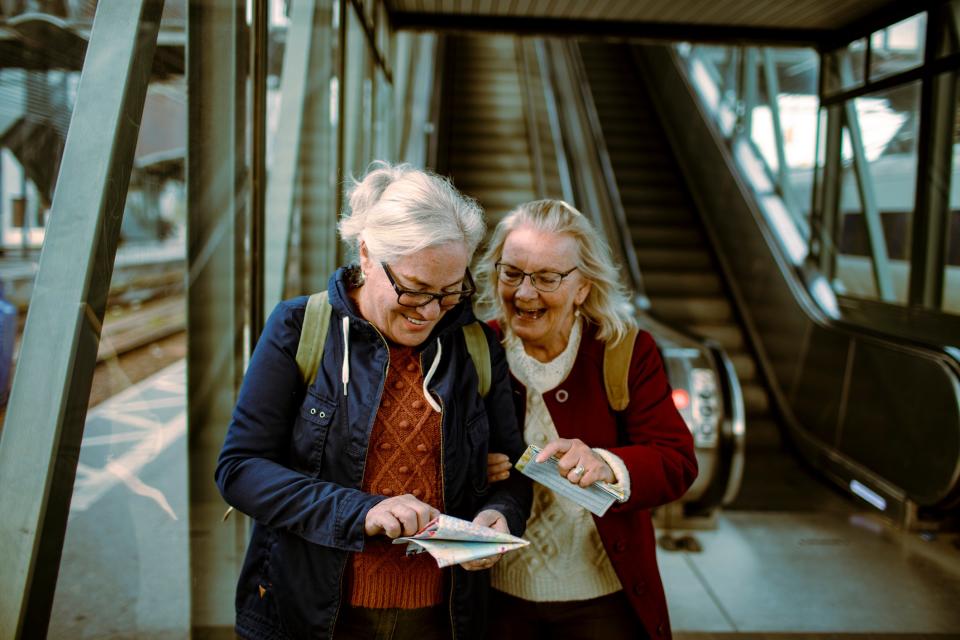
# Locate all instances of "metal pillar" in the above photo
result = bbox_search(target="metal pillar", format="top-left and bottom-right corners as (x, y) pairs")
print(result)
(909, 13), (956, 309)
(0, 1), (163, 637)
(263, 0), (318, 312)
(186, 0), (248, 636)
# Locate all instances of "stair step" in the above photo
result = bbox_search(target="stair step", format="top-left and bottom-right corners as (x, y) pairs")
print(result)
(630, 226), (703, 247)
(642, 271), (723, 296)
(649, 295), (734, 324)
(454, 172), (535, 191)
(688, 323), (747, 351)
(742, 382), (771, 417)
(728, 352), (758, 382)
(635, 248), (712, 270)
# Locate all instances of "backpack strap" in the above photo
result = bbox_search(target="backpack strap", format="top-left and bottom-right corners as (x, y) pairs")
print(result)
(603, 326), (639, 411)
(296, 291), (332, 386)
(462, 322), (490, 398)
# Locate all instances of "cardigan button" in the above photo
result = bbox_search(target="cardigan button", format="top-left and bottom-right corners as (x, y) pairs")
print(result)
(412, 400), (424, 410)
(657, 623), (664, 636)
(398, 466), (410, 474)
(555, 389), (568, 403)
(632, 581), (646, 596)
(399, 420), (410, 429)
(406, 362), (417, 372)
(613, 540), (627, 553)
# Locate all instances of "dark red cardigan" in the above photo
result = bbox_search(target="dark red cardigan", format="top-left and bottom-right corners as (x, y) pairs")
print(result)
(496, 321), (698, 640)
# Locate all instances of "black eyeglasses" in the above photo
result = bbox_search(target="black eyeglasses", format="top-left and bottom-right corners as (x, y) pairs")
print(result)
(495, 262), (577, 293)
(381, 262), (476, 309)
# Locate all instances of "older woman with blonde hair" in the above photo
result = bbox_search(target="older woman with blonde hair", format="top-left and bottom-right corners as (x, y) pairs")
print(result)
(216, 162), (531, 640)
(480, 199), (697, 640)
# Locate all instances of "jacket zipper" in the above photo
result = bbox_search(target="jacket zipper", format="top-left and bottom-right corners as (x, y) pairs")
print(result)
(331, 319), (390, 637)
(420, 347), (456, 640)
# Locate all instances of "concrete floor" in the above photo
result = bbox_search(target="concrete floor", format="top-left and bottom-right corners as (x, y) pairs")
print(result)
(46, 361), (960, 639)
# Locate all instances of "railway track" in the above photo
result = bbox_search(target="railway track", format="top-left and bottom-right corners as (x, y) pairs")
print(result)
(0, 291), (186, 427)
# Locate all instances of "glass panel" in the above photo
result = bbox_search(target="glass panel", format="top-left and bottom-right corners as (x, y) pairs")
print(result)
(870, 13), (926, 80)
(750, 47), (819, 227)
(0, 3), (194, 638)
(935, 0), (960, 58)
(343, 4), (373, 179)
(823, 38), (866, 96)
(944, 73), (960, 314)
(834, 82), (921, 304)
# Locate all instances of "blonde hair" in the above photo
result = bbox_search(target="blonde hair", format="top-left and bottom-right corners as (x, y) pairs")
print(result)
(339, 161), (484, 262)
(477, 199), (637, 345)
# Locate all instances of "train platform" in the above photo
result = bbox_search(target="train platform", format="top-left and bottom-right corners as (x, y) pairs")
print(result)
(0, 237), (185, 310)
(47, 360), (960, 639)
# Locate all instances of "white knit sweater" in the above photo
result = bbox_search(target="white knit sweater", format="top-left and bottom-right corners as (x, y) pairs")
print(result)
(491, 321), (630, 601)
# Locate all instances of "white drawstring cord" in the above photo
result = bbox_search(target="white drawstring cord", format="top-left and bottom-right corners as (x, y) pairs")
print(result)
(422, 337), (442, 412)
(341, 316), (349, 396)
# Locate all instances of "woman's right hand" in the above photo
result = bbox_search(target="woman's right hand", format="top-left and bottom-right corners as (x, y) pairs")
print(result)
(487, 452), (512, 483)
(364, 494), (439, 539)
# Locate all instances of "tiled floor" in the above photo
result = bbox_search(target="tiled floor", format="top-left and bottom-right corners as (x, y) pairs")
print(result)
(661, 511), (960, 636)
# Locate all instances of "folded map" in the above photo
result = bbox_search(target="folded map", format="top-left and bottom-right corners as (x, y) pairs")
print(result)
(393, 514), (529, 568)
(515, 444), (625, 517)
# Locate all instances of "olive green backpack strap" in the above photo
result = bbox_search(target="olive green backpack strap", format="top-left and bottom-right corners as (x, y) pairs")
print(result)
(296, 291), (332, 386)
(462, 322), (490, 398)
(603, 326), (639, 411)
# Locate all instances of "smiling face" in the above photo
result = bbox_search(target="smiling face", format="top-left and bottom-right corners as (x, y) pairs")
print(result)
(356, 241), (470, 347)
(498, 225), (591, 361)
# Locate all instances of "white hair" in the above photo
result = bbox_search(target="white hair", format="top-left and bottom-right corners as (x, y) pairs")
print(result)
(477, 199), (637, 345)
(338, 161), (485, 262)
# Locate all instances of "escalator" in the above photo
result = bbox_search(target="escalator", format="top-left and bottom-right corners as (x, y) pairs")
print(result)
(436, 35), (744, 519)
(577, 42), (853, 512)
(437, 35), (536, 223)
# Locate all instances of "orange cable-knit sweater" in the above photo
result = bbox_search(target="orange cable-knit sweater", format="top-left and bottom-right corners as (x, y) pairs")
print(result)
(348, 344), (445, 609)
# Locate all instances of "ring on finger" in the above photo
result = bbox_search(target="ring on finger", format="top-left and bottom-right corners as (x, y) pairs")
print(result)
(572, 465), (585, 477)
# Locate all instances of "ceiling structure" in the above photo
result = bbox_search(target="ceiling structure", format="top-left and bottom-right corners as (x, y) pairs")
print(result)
(386, 0), (928, 47)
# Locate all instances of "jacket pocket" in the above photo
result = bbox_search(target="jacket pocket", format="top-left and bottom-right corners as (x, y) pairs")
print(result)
(292, 392), (336, 474)
(466, 412), (490, 495)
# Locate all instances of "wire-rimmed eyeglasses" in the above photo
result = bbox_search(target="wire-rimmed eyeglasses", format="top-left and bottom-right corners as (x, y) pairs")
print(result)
(495, 261), (577, 293)
(381, 262), (476, 309)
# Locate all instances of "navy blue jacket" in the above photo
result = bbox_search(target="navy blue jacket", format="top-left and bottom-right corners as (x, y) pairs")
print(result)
(215, 267), (532, 640)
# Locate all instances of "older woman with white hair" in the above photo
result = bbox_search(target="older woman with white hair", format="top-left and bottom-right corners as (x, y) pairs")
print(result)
(216, 162), (531, 640)
(480, 199), (697, 640)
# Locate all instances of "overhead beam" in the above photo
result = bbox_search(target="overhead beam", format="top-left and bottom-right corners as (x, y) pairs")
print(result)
(388, 12), (827, 47)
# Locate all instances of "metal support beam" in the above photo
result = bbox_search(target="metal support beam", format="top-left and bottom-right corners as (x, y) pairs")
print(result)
(844, 99), (895, 301)
(301, 0), (340, 293)
(741, 48), (758, 138)
(264, 0), (317, 312)
(0, 1), (163, 637)
(817, 104), (844, 281)
(250, 0), (267, 345)
(909, 11), (957, 309)
(186, 0), (248, 636)
(762, 48), (799, 215)
(389, 12), (825, 46)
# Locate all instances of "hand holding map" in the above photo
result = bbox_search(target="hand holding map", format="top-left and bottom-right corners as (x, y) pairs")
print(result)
(393, 514), (529, 568)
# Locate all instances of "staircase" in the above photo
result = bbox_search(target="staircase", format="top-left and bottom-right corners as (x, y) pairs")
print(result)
(440, 35), (536, 225)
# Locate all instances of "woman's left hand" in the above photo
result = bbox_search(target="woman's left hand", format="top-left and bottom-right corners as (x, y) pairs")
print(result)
(487, 453), (512, 483)
(459, 509), (508, 571)
(536, 438), (615, 487)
